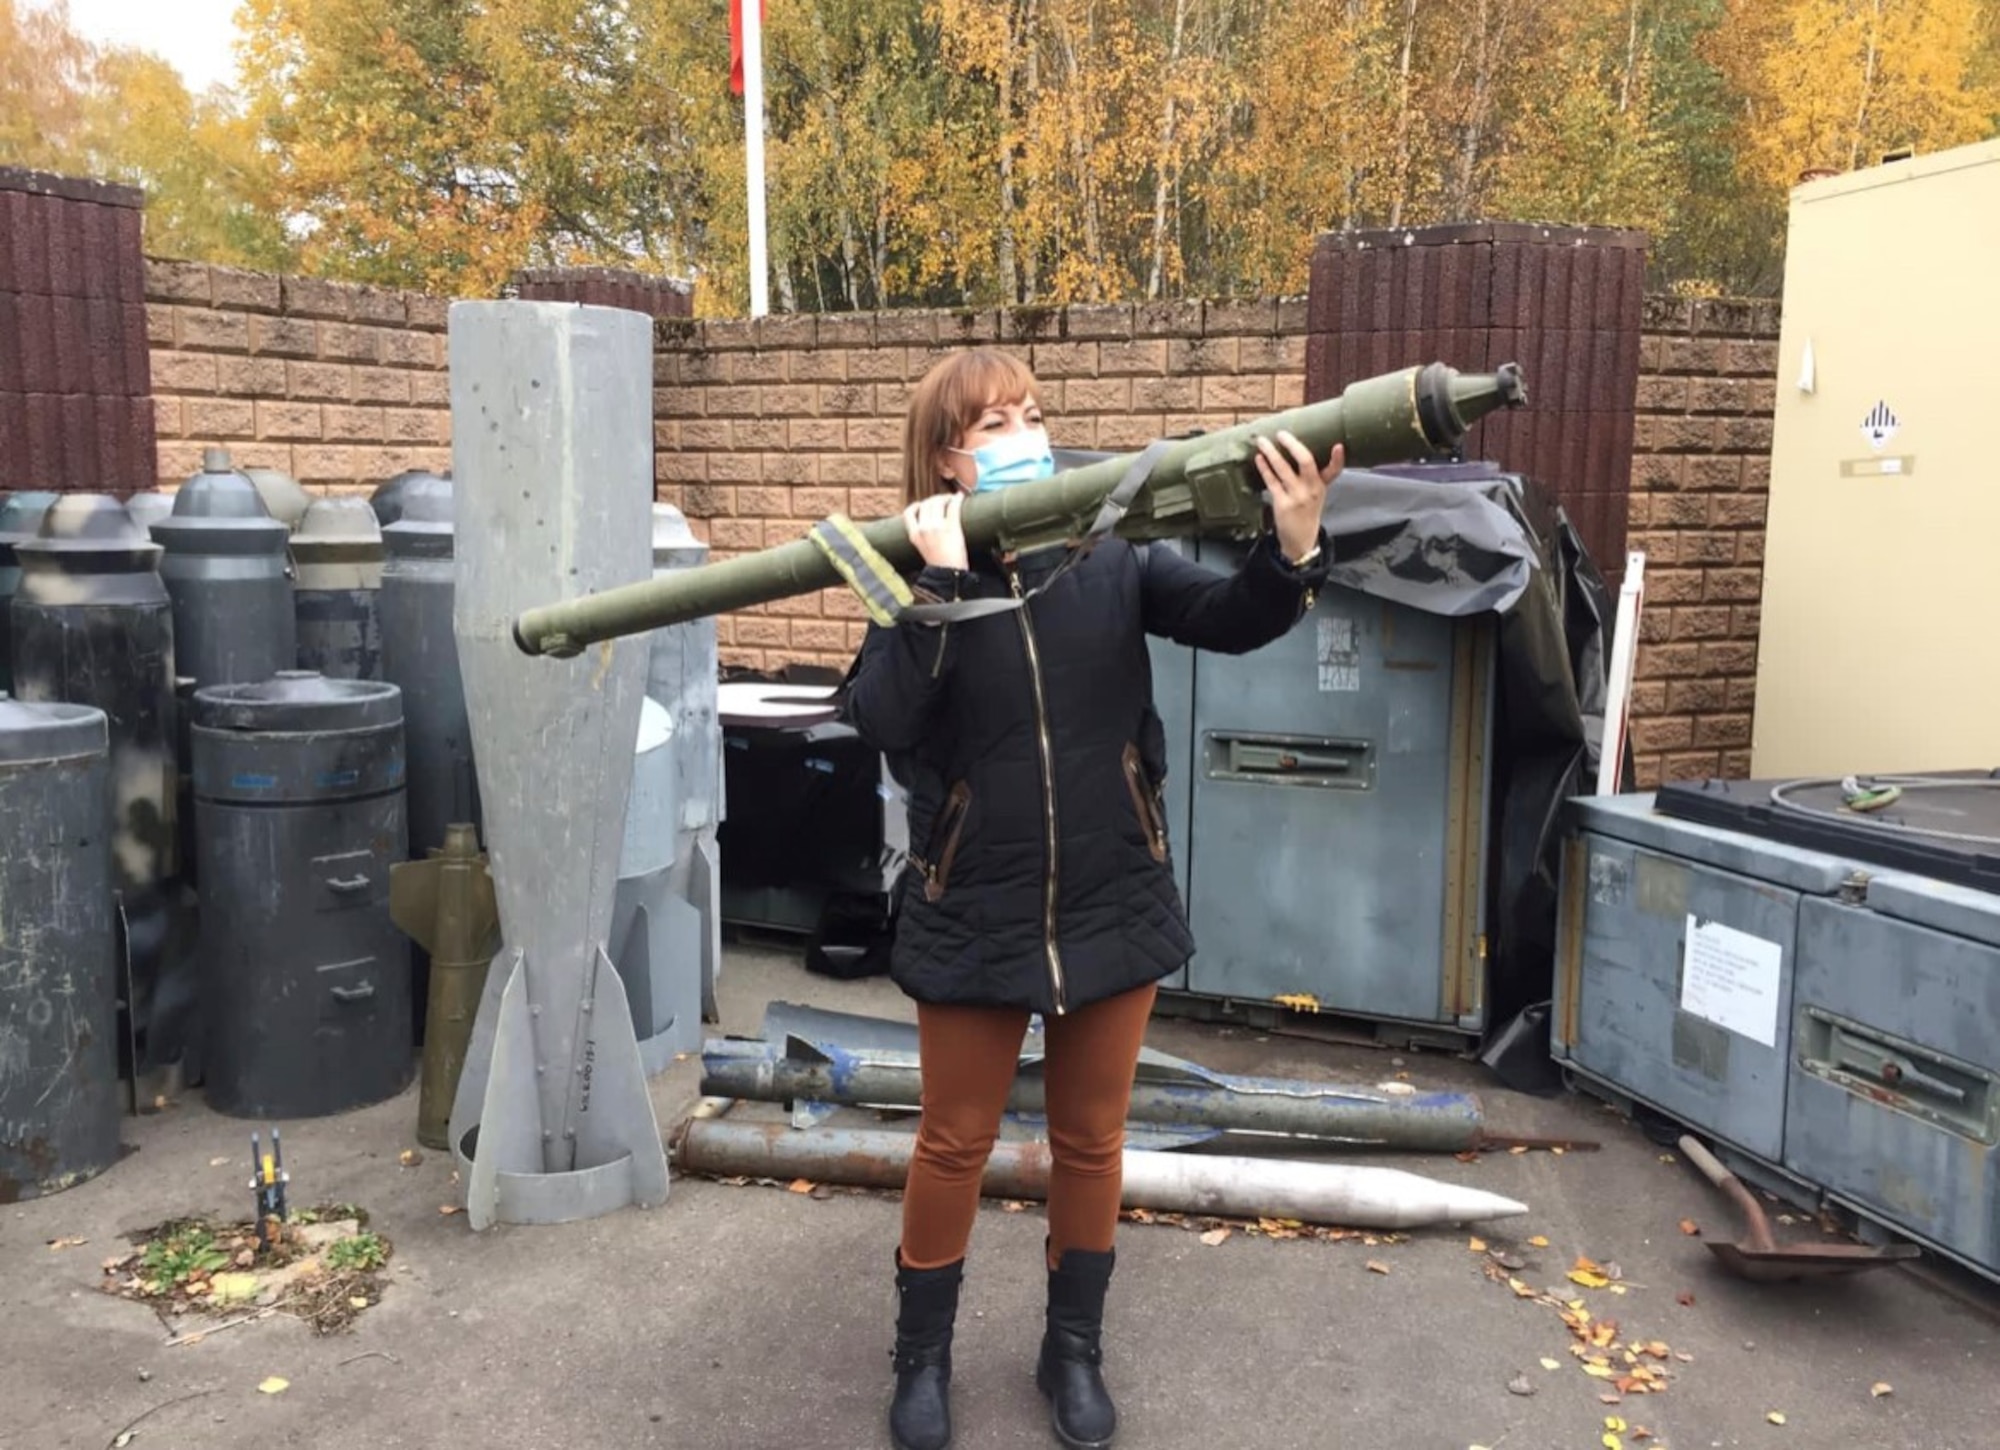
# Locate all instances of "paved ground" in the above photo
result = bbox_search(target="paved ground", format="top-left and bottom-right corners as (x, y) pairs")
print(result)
(6, 943), (1997, 1450)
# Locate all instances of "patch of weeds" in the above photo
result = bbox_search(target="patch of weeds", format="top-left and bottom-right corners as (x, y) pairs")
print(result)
(103, 1205), (394, 1337)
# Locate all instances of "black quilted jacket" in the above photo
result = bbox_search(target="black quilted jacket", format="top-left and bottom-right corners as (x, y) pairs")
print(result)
(842, 530), (1328, 1017)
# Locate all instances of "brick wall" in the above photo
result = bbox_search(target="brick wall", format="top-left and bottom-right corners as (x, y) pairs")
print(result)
(1624, 297), (1781, 788)
(145, 259), (452, 493)
(652, 300), (1313, 671)
(124, 250), (1779, 784)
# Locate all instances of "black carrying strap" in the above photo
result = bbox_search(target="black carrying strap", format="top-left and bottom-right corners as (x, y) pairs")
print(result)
(894, 438), (1174, 627)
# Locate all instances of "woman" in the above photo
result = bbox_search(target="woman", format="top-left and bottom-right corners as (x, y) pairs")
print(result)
(843, 347), (1337, 1450)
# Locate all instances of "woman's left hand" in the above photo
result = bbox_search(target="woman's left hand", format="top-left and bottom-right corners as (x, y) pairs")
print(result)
(1254, 432), (1341, 565)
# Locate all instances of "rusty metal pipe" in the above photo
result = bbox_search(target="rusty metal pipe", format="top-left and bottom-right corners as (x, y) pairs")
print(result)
(672, 1119), (1529, 1229)
(699, 1045), (1483, 1151)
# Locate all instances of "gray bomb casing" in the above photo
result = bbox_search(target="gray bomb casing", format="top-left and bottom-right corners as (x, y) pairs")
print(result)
(191, 671), (413, 1119)
(0, 694), (119, 1203)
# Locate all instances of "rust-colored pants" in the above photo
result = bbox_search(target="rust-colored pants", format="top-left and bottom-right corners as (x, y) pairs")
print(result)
(899, 982), (1158, 1270)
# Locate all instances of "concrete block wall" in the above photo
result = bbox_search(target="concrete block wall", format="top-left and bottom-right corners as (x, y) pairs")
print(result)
(144, 260), (453, 493)
(651, 301), (1313, 668)
(1624, 297), (1782, 787)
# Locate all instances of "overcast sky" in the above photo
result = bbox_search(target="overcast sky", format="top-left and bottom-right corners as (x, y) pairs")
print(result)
(51, 0), (244, 94)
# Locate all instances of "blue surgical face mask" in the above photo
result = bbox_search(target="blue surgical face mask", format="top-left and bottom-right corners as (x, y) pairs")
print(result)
(951, 427), (1055, 491)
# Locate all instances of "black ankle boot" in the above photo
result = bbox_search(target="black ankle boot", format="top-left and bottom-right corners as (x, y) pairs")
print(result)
(1036, 1245), (1118, 1449)
(889, 1253), (963, 1450)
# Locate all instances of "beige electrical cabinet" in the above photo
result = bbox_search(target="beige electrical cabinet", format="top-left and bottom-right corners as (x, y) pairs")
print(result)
(1751, 138), (2000, 778)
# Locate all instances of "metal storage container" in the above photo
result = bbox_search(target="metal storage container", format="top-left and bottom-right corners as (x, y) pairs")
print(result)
(0, 694), (120, 1202)
(293, 496), (385, 681)
(1786, 873), (2000, 1280)
(1550, 791), (1854, 1163)
(191, 671), (413, 1118)
(379, 473), (479, 861)
(10, 495), (186, 1089)
(0, 491), (59, 693)
(1153, 549), (1499, 1042)
(151, 448), (297, 690)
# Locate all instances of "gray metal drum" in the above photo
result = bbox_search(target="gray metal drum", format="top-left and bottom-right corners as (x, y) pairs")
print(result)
(9, 495), (187, 1086)
(293, 497), (384, 681)
(243, 467), (312, 532)
(191, 671), (413, 1118)
(369, 468), (445, 529)
(0, 694), (119, 1203)
(122, 490), (177, 535)
(379, 473), (479, 860)
(151, 448), (297, 690)
(0, 491), (59, 694)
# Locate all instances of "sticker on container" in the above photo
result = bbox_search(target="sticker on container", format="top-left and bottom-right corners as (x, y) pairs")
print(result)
(1680, 916), (1783, 1047)
(1316, 616), (1360, 693)
(1860, 400), (1899, 451)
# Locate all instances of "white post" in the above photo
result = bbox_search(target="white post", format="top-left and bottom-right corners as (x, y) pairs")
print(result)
(742, 0), (769, 319)
(1596, 550), (1647, 796)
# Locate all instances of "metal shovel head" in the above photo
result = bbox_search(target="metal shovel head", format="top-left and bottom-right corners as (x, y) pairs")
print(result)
(1704, 1238), (1922, 1283)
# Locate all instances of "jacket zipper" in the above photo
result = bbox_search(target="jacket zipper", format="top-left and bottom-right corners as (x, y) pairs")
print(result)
(1009, 563), (1067, 1015)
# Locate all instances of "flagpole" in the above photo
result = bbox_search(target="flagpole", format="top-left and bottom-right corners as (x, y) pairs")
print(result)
(743, 0), (769, 318)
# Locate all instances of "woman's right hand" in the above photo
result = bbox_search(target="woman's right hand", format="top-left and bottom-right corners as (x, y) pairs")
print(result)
(903, 492), (970, 571)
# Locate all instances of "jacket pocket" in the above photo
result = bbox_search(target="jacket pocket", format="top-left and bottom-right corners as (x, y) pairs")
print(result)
(1121, 744), (1169, 864)
(912, 780), (972, 902)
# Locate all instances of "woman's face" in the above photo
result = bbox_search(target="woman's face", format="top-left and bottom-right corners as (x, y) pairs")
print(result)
(939, 393), (1044, 493)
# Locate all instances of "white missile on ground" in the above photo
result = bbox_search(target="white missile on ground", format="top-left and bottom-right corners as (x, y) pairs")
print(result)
(672, 1120), (1529, 1230)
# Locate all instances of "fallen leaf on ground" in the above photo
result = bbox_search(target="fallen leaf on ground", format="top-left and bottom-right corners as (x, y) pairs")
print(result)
(1489, 1250), (1525, 1270)
(1002, 1201), (1027, 1214)
(1658, 1153), (1677, 1164)
(210, 1157), (230, 1167)
(1507, 1373), (1536, 1397)
(1605, 1417), (1628, 1433)
(1468, 1237), (1487, 1253)
(1600, 1392), (1623, 1405)
(1552, 1146), (1567, 1155)
(1870, 1382), (1893, 1398)
(1632, 1429), (1653, 1442)
(1529, 1235), (1550, 1248)
(349, 1296), (369, 1309)
(1767, 1410), (1787, 1425)
(1676, 1291), (1696, 1306)
(1570, 1267), (1612, 1290)
(1199, 1228), (1231, 1246)
(438, 1205), (463, 1216)
(1509, 1145), (1529, 1155)
(1455, 1151), (1480, 1163)
(209, 1272), (260, 1306)
(258, 1377), (290, 1395)
(114, 1433), (135, 1447)
(1675, 1351), (1695, 1363)
(787, 1179), (815, 1194)
(1679, 1219), (1701, 1236)
(1365, 1260), (1391, 1275)
(399, 1149), (422, 1167)
(45, 1237), (86, 1250)
(1540, 1357), (1562, 1371)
